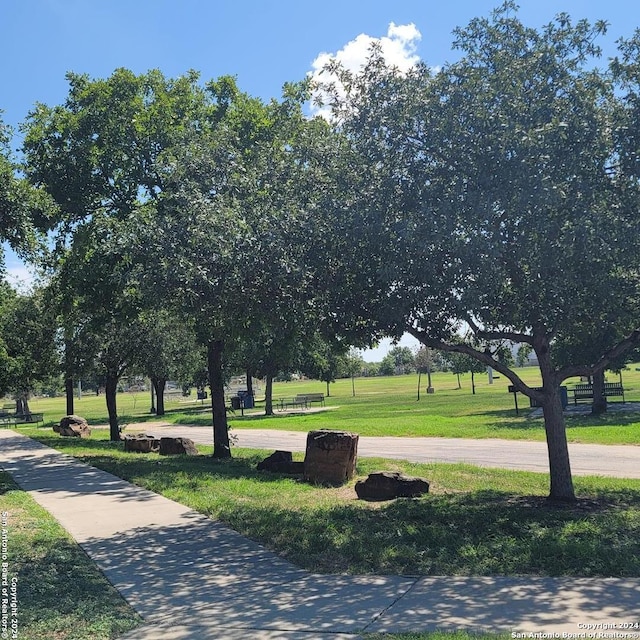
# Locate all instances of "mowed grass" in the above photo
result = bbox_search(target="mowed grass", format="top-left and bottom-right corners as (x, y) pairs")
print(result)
(0, 471), (142, 640)
(24, 364), (640, 444)
(11, 367), (640, 640)
(20, 428), (640, 578)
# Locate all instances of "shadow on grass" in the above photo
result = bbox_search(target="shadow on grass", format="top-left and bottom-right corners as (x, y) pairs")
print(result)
(218, 489), (640, 577)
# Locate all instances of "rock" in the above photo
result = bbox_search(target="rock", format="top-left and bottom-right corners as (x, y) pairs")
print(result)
(159, 437), (198, 456)
(303, 430), (358, 486)
(56, 415), (91, 438)
(355, 471), (430, 501)
(124, 434), (161, 453)
(257, 450), (304, 475)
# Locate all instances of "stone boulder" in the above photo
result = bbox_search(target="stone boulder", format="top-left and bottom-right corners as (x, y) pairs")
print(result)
(124, 434), (161, 453)
(159, 437), (198, 456)
(303, 430), (358, 486)
(55, 415), (91, 438)
(257, 450), (304, 475)
(355, 471), (430, 501)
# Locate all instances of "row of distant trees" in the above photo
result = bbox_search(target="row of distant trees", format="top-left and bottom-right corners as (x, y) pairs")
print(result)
(4, 5), (640, 500)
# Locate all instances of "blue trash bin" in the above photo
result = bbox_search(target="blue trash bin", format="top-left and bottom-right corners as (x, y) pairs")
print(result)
(237, 390), (254, 409)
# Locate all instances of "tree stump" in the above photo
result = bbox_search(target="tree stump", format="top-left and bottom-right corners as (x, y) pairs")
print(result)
(303, 430), (358, 485)
(123, 434), (161, 453)
(355, 471), (430, 501)
(159, 437), (198, 456)
(257, 450), (304, 475)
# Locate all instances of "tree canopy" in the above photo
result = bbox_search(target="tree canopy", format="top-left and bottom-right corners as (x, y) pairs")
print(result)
(316, 3), (640, 501)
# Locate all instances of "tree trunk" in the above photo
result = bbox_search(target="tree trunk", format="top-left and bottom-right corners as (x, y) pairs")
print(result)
(471, 370), (476, 395)
(153, 377), (166, 416)
(456, 372), (461, 389)
(65, 375), (75, 416)
(246, 369), (254, 398)
(265, 373), (274, 416)
(150, 383), (156, 414)
(15, 395), (30, 416)
(536, 335), (576, 502)
(540, 384), (576, 502)
(207, 340), (231, 459)
(326, 380), (331, 397)
(105, 374), (120, 441)
(417, 371), (421, 401)
(591, 369), (607, 415)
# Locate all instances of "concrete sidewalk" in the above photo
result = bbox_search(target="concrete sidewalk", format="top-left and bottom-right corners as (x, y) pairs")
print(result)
(1, 430), (639, 639)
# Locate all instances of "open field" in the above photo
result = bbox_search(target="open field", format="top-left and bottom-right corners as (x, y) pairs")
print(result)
(19, 365), (640, 445)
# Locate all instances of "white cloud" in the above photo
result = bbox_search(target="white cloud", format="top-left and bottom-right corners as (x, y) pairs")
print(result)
(309, 22), (422, 119)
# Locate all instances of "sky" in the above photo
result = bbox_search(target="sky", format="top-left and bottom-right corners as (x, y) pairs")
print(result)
(3, 0), (640, 360)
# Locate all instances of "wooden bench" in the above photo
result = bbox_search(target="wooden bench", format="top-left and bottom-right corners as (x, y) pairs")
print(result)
(572, 383), (625, 404)
(0, 413), (45, 428)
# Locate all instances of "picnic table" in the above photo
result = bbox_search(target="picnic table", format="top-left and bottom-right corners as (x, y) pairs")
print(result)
(277, 394), (325, 411)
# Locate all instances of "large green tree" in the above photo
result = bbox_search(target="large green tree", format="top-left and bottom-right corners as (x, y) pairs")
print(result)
(21, 69), (224, 417)
(126, 82), (337, 452)
(317, 4), (640, 501)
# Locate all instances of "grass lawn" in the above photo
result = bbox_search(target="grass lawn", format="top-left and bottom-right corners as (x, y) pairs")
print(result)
(0, 471), (142, 640)
(20, 428), (640, 578)
(22, 365), (640, 445)
(9, 367), (640, 639)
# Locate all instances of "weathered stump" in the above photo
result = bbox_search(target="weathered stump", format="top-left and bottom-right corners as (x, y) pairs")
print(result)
(55, 415), (91, 438)
(123, 434), (161, 453)
(159, 437), (198, 456)
(303, 430), (358, 485)
(355, 471), (430, 501)
(257, 450), (304, 475)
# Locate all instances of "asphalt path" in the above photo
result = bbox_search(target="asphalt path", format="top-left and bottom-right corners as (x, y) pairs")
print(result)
(136, 424), (640, 479)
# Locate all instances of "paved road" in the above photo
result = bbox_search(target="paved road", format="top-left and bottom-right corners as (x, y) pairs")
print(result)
(136, 425), (640, 479)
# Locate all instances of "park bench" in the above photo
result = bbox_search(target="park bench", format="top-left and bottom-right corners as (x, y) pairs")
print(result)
(294, 393), (325, 407)
(572, 382), (625, 404)
(0, 413), (45, 428)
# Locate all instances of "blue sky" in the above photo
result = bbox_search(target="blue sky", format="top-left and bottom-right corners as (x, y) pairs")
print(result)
(3, 0), (640, 359)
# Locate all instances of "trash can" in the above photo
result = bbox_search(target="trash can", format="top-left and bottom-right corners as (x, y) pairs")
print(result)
(231, 396), (241, 410)
(237, 390), (254, 409)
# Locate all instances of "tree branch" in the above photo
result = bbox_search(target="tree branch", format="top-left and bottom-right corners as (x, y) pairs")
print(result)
(407, 326), (542, 401)
(558, 328), (640, 381)
(464, 314), (535, 346)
